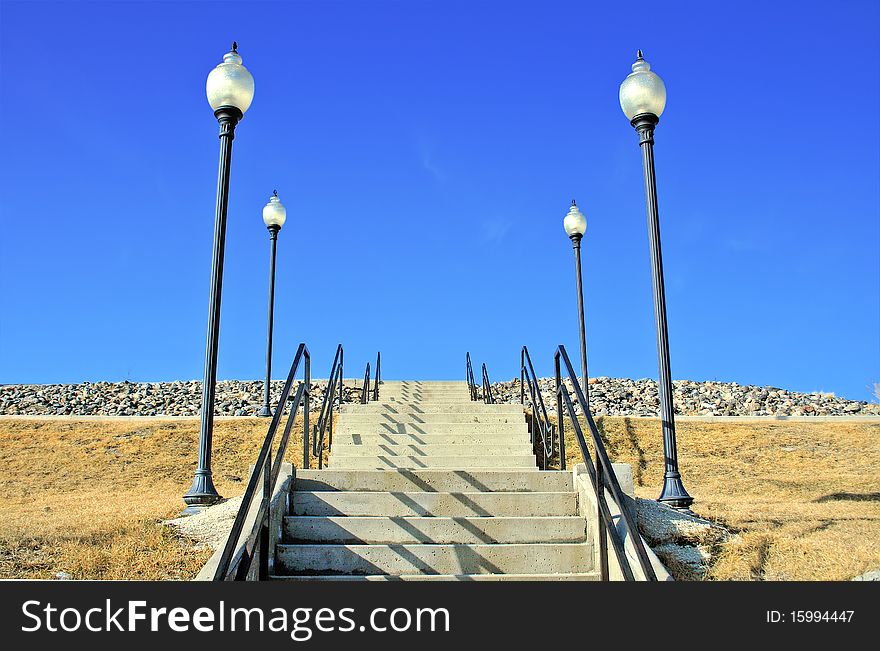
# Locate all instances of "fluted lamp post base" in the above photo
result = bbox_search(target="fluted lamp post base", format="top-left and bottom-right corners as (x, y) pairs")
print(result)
(182, 470), (224, 514)
(659, 471), (694, 509)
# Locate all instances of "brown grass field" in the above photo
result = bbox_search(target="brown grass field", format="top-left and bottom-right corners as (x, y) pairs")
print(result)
(0, 417), (324, 580)
(0, 416), (877, 580)
(559, 417), (880, 580)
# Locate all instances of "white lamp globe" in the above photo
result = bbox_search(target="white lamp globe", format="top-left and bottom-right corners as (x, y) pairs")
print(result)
(262, 191), (287, 229)
(619, 51), (666, 121)
(206, 42), (255, 115)
(564, 200), (586, 238)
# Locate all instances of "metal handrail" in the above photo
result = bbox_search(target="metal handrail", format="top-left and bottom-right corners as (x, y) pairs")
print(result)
(372, 351), (381, 401)
(521, 346), (563, 469)
(481, 363), (495, 404)
(360, 362), (371, 404)
(213, 343), (310, 581)
(313, 344), (343, 470)
(554, 344), (657, 581)
(465, 352), (478, 401)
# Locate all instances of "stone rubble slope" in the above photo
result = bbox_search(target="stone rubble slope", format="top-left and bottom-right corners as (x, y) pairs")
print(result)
(493, 377), (879, 417)
(0, 380), (362, 417)
(0, 377), (877, 417)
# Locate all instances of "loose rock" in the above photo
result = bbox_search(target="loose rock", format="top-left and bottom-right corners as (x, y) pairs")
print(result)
(488, 377), (879, 417)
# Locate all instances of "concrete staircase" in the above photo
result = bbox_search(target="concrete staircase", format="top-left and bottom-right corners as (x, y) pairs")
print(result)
(273, 381), (597, 580)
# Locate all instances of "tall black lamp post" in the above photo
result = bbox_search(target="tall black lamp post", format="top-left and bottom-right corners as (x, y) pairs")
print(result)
(183, 43), (255, 513)
(563, 200), (589, 402)
(258, 191), (287, 417)
(620, 50), (693, 509)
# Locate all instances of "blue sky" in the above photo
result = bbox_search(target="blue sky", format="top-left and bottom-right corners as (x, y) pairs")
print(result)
(0, 0), (878, 400)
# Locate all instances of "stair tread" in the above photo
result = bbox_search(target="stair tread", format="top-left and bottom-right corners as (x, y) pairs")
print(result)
(295, 490), (573, 495)
(269, 573), (600, 581)
(286, 514), (582, 519)
(275, 542), (594, 575)
(271, 384), (592, 580)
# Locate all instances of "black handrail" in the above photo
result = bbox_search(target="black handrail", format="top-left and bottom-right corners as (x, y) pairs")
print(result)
(465, 352), (478, 401)
(554, 344), (656, 581)
(313, 344), (343, 470)
(521, 346), (563, 470)
(372, 351), (381, 401)
(481, 363), (495, 404)
(213, 343), (310, 581)
(360, 362), (371, 404)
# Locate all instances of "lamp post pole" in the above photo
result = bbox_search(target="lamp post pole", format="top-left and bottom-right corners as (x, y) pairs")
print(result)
(258, 192), (287, 417)
(564, 200), (589, 404)
(620, 51), (692, 509)
(184, 43), (255, 513)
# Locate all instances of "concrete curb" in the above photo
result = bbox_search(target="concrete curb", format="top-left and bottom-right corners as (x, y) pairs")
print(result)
(572, 463), (673, 581)
(193, 464), (294, 581)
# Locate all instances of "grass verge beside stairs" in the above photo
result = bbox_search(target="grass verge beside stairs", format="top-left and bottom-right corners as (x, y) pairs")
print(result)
(0, 417), (322, 580)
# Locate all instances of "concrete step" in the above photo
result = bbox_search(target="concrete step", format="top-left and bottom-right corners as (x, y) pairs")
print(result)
(275, 542), (593, 575)
(330, 444), (534, 457)
(382, 382), (468, 386)
(295, 469), (573, 493)
(378, 392), (473, 399)
(378, 393), (473, 398)
(328, 455), (537, 469)
(333, 433), (528, 446)
(336, 423), (528, 436)
(342, 403), (524, 414)
(380, 388), (473, 392)
(377, 398), (478, 404)
(291, 491), (576, 517)
(284, 515), (586, 544)
(380, 385), (469, 391)
(271, 572), (601, 581)
(339, 414), (522, 424)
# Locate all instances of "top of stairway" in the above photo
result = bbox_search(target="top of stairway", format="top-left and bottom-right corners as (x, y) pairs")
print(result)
(376, 381), (473, 404)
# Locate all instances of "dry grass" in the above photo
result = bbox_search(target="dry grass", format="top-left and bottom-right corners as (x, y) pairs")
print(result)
(0, 417), (326, 580)
(557, 417), (880, 580)
(2, 416), (877, 580)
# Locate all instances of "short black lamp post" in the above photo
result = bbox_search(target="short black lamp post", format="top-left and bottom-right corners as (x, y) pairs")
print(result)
(563, 200), (589, 403)
(258, 191), (287, 417)
(183, 43), (255, 514)
(620, 50), (693, 509)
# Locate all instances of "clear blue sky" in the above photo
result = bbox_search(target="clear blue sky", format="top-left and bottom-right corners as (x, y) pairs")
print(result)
(1, 1), (878, 400)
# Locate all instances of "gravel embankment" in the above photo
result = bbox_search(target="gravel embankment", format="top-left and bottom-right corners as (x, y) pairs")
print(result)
(0, 380), (362, 416)
(0, 377), (876, 417)
(491, 377), (879, 417)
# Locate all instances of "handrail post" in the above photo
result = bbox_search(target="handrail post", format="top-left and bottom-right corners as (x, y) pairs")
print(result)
(326, 399), (333, 467)
(520, 348), (525, 406)
(528, 384), (535, 449)
(339, 346), (345, 405)
(361, 362), (370, 404)
(332, 369), (340, 449)
(373, 351), (381, 401)
(558, 420), (566, 470)
(555, 351), (564, 471)
(259, 448), (271, 581)
(596, 457), (608, 580)
(303, 353), (310, 470)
